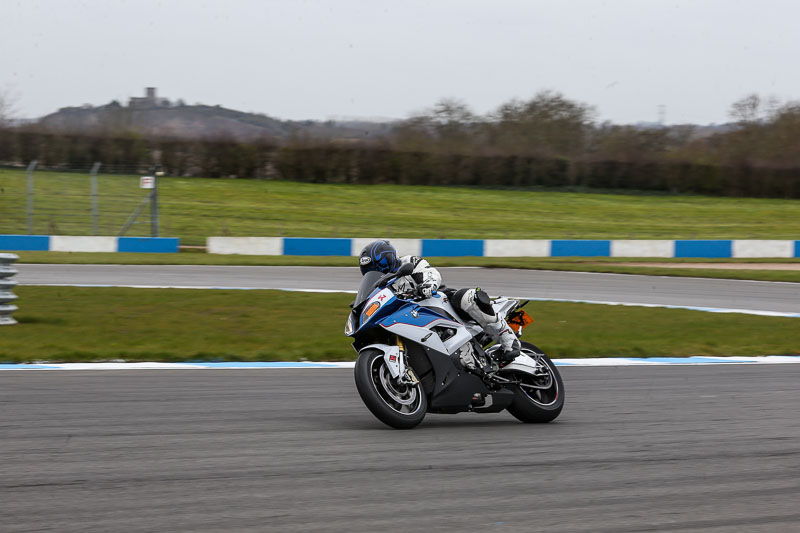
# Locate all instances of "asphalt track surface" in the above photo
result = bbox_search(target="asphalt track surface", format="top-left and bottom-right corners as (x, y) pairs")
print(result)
(17, 264), (800, 313)
(4, 366), (800, 532)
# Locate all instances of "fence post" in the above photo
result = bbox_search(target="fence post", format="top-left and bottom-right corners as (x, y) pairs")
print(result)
(0, 253), (19, 326)
(26, 160), (37, 234)
(90, 162), (102, 235)
(151, 166), (161, 238)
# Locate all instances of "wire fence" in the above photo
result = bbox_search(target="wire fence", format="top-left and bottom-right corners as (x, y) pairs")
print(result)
(0, 163), (289, 246)
(0, 163), (156, 238)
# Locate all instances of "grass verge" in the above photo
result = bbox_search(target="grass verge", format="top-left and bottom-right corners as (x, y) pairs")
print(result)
(2, 287), (798, 363)
(14, 252), (800, 283)
(2, 170), (800, 245)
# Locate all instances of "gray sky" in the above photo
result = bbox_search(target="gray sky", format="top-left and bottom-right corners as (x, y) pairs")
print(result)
(3, 0), (799, 124)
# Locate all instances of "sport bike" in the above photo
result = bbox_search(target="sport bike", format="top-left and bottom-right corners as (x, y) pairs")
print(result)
(345, 263), (564, 429)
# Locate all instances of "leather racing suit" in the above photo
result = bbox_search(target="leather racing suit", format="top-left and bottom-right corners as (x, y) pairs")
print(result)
(391, 255), (521, 362)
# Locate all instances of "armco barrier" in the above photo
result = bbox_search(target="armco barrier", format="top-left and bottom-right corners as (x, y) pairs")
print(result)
(207, 237), (800, 258)
(0, 253), (18, 326)
(0, 236), (179, 253)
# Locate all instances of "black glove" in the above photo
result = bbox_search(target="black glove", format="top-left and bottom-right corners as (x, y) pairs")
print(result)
(418, 284), (435, 299)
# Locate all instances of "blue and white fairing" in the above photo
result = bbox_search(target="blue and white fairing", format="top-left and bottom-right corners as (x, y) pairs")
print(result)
(379, 298), (476, 355)
(346, 271), (544, 410)
(347, 265), (531, 355)
(347, 275), (482, 357)
(345, 285), (399, 337)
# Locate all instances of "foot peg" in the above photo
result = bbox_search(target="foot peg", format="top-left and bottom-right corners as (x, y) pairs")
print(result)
(494, 345), (520, 368)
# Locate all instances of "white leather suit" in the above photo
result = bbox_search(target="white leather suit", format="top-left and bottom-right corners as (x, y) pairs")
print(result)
(391, 255), (520, 359)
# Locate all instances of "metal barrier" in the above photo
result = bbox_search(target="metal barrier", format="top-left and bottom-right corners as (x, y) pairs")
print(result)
(0, 253), (19, 325)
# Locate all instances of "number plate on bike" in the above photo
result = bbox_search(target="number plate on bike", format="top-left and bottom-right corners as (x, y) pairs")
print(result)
(507, 310), (534, 333)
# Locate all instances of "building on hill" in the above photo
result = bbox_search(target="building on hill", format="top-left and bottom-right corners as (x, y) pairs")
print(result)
(129, 87), (157, 108)
(129, 87), (170, 108)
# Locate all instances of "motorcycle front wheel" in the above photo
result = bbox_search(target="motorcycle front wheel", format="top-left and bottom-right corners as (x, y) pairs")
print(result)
(505, 342), (565, 423)
(354, 348), (427, 429)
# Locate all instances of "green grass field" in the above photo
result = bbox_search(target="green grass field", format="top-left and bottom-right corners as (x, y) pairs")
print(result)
(2, 287), (798, 363)
(2, 169), (800, 245)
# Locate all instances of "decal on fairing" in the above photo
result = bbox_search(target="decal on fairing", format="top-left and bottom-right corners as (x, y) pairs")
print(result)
(358, 288), (396, 329)
(361, 288), (395, 323)
(381, 345), (403, 378)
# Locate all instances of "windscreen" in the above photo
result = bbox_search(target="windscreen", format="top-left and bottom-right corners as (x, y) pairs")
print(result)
(354, 271), (385, 308)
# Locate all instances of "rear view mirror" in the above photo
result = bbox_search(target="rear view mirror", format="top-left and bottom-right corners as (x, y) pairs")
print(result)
(397, 263), (414, 276)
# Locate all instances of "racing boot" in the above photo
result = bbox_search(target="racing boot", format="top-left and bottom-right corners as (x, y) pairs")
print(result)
(460, 288), (520, 366)
(484, 315), (521, 366)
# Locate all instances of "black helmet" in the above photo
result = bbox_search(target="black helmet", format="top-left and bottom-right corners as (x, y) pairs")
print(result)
(359, 240), (399, 275)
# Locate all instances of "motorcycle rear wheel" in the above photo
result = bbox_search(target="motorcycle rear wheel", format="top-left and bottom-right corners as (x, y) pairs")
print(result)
(505, 342), (564, 423)
(354, 349), (427, 429)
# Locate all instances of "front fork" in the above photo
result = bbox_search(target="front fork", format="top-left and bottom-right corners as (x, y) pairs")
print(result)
(381, 337), (419, 386)
(395, 337), (419, 385)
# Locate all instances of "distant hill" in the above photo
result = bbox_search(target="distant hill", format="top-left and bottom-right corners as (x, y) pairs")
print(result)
(37, 88), (396, 142)
(34, 88), (742, 148)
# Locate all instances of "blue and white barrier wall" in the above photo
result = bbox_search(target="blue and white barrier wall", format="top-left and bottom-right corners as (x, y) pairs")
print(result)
(0, 235), (180, 253)
(207, 237), (800, 258)
(3, 235), (796, 257)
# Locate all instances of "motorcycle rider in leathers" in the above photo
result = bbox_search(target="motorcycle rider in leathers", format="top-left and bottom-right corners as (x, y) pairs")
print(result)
(358, 240), (521, 364)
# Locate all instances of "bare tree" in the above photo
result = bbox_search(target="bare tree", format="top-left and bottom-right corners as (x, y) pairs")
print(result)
(0, 88), (17, 127)
(756, 100), (800, 166)
(724, 94), (791, 166)
(729, 94), (762, 124)
(488, 91), (595, 158)
(393, 98), (481, 153)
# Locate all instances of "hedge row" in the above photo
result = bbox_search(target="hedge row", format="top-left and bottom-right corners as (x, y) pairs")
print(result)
(2, 129), (799, 198)
(0, 129), (277, 178)
(273, 147), (800, 198)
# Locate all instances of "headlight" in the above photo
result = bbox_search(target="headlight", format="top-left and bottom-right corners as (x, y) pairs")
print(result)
(344, 313), (355, 336)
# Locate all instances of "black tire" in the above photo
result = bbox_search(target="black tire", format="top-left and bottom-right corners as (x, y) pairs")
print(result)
(354, 349), (427, 429)
(504, 342), (565, 423)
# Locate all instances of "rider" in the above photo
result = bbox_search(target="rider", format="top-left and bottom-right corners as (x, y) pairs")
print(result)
(358, 240), (521, 364)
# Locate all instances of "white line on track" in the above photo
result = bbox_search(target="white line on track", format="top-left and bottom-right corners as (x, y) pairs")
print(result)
(22, 283), (358, 293)
(526, 268), (800, 286)
(2, 356), (800, 370)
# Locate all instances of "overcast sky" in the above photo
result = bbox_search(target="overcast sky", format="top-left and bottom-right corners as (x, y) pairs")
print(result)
(3, 0), (799, 124)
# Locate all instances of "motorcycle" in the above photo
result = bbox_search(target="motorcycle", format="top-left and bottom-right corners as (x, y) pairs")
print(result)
(345, 263), (565, 429)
